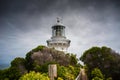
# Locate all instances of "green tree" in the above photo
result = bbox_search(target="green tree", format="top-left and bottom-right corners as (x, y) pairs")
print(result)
(91, 68), (104, 80)
(0, 67), (21, 80)
(0, 57), (27, 80)
(11, 57), (27, 75)
(70, 54), (78, 66)
(25, 45), (79, 72)
(80, 46), (120, 80)
(0, 45), (80, 80)
(57, 65), (79, 80)
(57, 77), (63, 80)
(25, 45), (45, 71)
(11, 57), (25, 66)
(19, 71), (49, 80)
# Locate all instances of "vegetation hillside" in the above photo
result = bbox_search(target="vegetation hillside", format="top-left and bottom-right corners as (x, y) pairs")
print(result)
(0, 45), (120, 80)
(0, 45), (80, 80)
(80, 46), (120, 80)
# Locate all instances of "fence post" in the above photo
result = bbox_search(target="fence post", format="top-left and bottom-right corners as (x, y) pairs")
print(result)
(48, 64), (57, 80)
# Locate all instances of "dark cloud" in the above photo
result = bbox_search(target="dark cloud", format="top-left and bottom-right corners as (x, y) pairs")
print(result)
(0, 0), (120, 68)
(0, 0), (120, 15)
(0, 0), (55, 15)
(0, 0), (119, 31)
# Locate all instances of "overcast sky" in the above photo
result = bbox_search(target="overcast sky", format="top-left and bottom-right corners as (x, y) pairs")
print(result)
(0, 0), (120, 67)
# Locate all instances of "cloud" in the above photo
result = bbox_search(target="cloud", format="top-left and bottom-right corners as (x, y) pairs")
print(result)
(0, 0), (120, 67)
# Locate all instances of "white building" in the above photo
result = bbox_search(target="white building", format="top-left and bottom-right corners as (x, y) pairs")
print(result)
(47, 19), (71, 52)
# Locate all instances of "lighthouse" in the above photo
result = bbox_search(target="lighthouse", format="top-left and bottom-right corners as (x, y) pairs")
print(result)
(47, 18), (71, 52)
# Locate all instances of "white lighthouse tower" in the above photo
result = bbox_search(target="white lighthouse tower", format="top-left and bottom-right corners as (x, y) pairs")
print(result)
(47, 18), (71, 52)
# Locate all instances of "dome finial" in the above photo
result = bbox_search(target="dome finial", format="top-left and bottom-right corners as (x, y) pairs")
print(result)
(57, 17), (60, 23)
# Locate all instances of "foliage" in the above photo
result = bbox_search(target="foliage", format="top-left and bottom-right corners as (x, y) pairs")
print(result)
(57, 65), (79, 80)
(25, 45), (45, 71)
(11, 57), (27, 74)
(25, 45), (45, 63)
(34, 61), (57, 73)
(91, 68), (104, 80)
(0, 57), (27, 80)
(25, 51), (34, 70)
(19, 71), (49, 80)
(106, 77), (112, 80)
(0, 67), (21, 80)
(70, 54), (78, 66)
(57, 77), (63, 80)
(32, 45), (45, 52)
(25, 45), (79, 72)
(0, 68), (9, 80)
(80, 46), (120, 80)
(92, 77), (103, 80)
(0, 45), (80, 80)
(11, 57), (26, 67)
